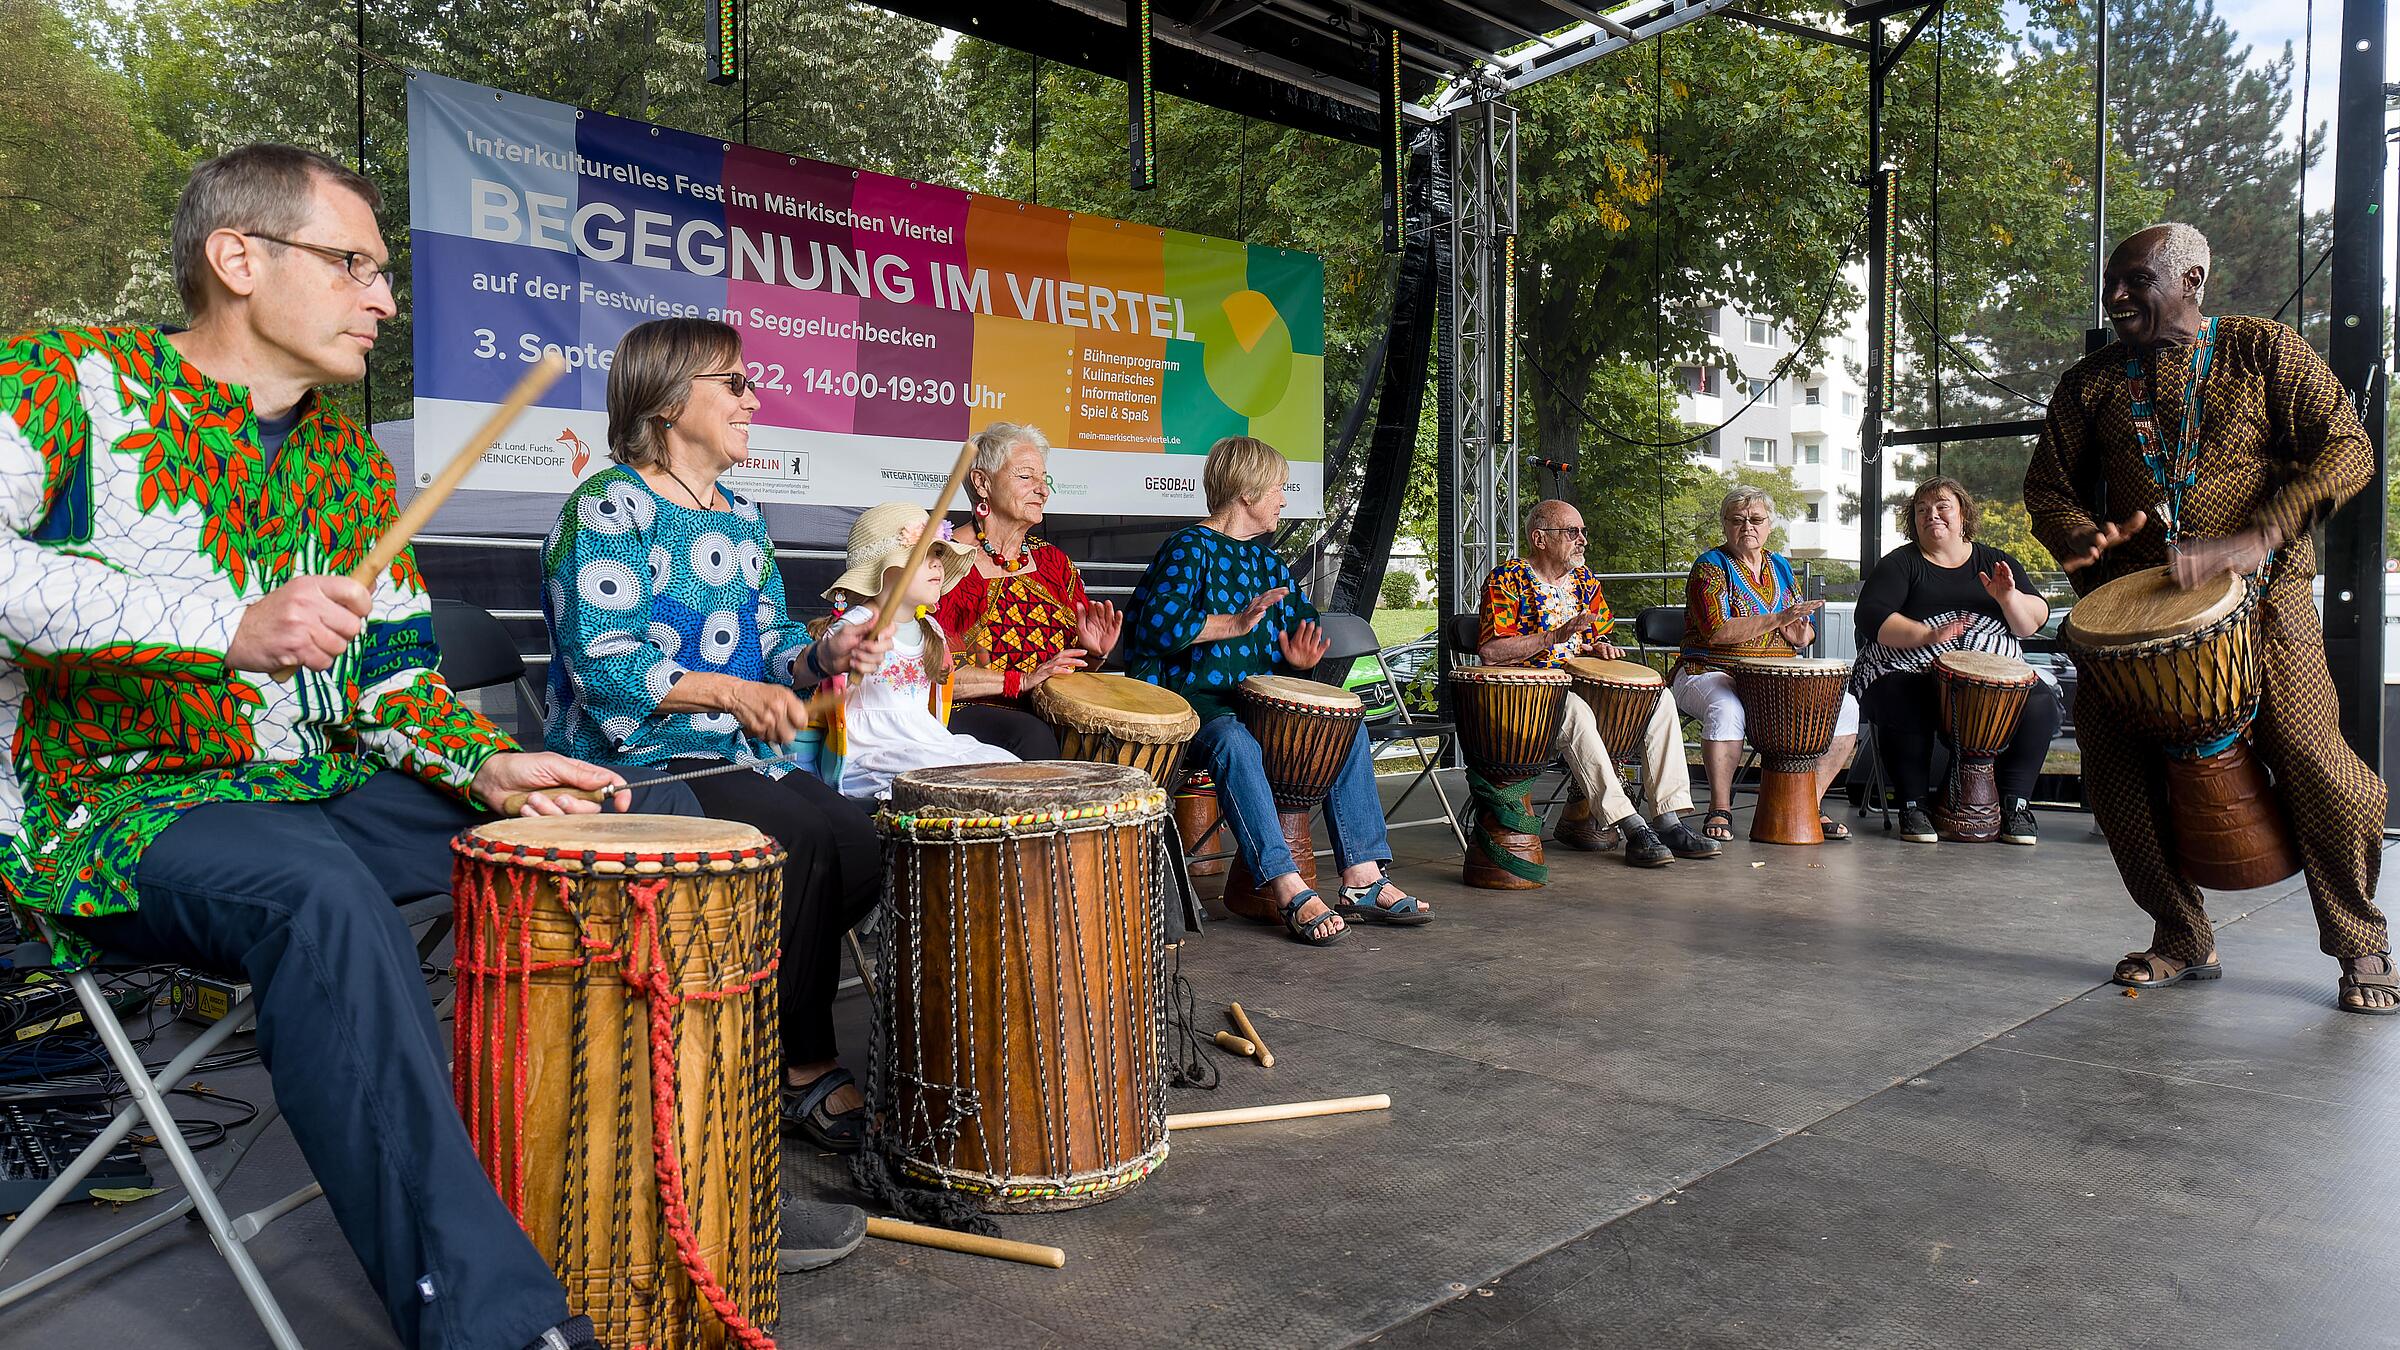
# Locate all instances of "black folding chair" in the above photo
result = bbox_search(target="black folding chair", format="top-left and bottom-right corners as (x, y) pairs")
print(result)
(1317, 612), (1466, 850)
(432, 598), (548, 740)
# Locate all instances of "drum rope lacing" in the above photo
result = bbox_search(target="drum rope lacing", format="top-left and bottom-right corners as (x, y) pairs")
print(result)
(452, 840), (782, 1348)
(859, 793), (1170, 1219)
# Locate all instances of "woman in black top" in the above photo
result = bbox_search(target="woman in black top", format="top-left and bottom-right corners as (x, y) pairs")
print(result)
(1853, 477), (2060, 844)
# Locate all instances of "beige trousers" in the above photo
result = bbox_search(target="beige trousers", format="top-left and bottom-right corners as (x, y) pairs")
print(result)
(1556, 687), (1694, 824)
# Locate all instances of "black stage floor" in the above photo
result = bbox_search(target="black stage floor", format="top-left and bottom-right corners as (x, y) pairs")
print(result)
(6, 785), (2397, 1349)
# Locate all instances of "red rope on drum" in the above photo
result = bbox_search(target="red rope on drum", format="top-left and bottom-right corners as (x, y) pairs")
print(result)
(619, 875), (777, 1350)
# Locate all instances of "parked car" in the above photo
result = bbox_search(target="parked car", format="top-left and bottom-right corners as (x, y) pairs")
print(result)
(2020, 606), (2079, 733)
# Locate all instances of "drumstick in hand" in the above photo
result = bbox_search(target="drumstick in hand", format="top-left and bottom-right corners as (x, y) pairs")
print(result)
(271, 353), (569, 679)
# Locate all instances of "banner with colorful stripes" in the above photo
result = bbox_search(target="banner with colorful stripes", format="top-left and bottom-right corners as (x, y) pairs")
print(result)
(407, 72), (1325, 517)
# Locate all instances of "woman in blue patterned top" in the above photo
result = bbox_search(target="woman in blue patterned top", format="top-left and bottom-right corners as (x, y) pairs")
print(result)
(1126, 436), (1429, 944)
(543, 318), (891, 1153)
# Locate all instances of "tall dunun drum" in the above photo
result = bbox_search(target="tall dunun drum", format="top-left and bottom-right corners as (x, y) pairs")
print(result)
(2061, 565), (2300, 890)
(1220, 675), (1367, 920)
(1727, 657), (1853, 845)
(1450, 665), (1571, 889)
(870, 762), (1169, 1211)
(1033, 672), (1201, 788)
(1931, 649), (2039, 842)
(1562, 656), (1664, 765)
(451, 816), (783, 1350)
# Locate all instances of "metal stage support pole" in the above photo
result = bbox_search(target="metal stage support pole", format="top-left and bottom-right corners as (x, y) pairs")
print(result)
(1446, 96), (1519, 617)
(2087, 0), (2111, 355)
(2324, 0), (2387, 773)
(1858, 20), (1888, 574)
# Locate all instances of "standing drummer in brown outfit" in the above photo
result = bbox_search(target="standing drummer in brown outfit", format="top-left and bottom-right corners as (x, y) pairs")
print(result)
(2023, 222), (2393, 1015)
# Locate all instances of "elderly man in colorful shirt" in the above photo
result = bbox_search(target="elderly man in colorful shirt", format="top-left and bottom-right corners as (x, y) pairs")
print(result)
(0, 146), (859, 1350)
(1476, 499), (1720, 866)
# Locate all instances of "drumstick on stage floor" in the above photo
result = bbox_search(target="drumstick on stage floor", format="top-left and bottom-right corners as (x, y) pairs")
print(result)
(865, 1216), (1066, 1269)
(1227, 1002), (1273, 1068)
(1165, 1094), (1392, 1130)
(272, 354), (569, 680)
(1213, 1031), (1257, 1058)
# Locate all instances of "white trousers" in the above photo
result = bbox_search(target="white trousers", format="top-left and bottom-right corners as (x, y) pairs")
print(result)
(1556, 686), (1695, 823)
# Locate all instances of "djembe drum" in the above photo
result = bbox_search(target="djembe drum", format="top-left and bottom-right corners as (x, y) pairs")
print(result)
(1034, 672), (1201, 788)
(1450, 665), (1571, 889)
(1219, 675), (1367, 920)
(1727, 657), (1853, 845)
(869, 762), (1169, 1211)
(451, 816), (783, 1350)
(2061, 565), (2301, 889)
(1931, 649), (2039, 843)
(1563, 656), (1664, 765)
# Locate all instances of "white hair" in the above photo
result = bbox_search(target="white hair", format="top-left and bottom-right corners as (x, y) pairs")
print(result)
(2144, 222), (2211, 304)
(967, 421), (1050, 504)
(1719, 486), (1774, 523)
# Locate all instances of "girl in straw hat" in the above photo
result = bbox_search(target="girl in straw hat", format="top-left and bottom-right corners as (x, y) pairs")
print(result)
(820, 502), (1025, 800)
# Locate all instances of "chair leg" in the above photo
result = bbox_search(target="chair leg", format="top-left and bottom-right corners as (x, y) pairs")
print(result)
(1424, 742), (1469, 851)
(1160, 823), (1206, 937)
(76, 975), (304, 1350)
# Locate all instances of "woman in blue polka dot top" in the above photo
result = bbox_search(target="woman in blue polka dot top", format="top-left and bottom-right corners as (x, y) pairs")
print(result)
(542, 318), (890, 1155)
(1126, 436), (1431, 943)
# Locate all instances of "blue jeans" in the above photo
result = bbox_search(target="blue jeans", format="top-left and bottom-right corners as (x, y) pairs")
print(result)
(1192, 713), (1391, 887)
(82, 770), (703, 1350)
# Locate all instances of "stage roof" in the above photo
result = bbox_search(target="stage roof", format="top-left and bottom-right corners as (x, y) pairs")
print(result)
(878, 0), (1739, 144)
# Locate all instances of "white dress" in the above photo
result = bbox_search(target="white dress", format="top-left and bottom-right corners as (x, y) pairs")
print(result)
(831, 607), (1017, 800)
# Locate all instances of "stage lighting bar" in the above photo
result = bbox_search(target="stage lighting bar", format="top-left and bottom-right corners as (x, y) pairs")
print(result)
(706, 0), (738, 87)
(1127, 0), (1156, 190)
(1380, 27), (1403, 252)
(1504, 233), (1519, 433)
(1876, 166), (1898, 414)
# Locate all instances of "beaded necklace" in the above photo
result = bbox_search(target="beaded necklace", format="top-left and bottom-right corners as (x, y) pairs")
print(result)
(975, 520), (1038, 573)
(2122, 316), (2216, 548)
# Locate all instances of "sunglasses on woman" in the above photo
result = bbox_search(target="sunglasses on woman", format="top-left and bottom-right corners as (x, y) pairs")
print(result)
(691, 371), (759, 396)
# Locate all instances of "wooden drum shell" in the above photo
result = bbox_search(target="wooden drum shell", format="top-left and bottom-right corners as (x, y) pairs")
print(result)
(875, 764), (1168, 1212)
(1728, 659), (1852, 846)
(1450, 668), (1570, 889)
(451, 818), (783, 1350)
(1563, 658), (1662, 766)
(2062, 568), (2300, 890)
(1932, 652), (2037, 844)
(1034, 673), (1201, 790)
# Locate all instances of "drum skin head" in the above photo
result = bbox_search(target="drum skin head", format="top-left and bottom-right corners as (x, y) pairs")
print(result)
(1727, 656), (1851, 677)
(1033, 672), (1201, 739)
(1934, 649), (2037, 685)
(2063, 565), (2245, 646)
(1240, 673), (1364, 709)
(891, 761), (1156, 815)
(464, 813), (768, 853)
(1562, 657), (1661, 687)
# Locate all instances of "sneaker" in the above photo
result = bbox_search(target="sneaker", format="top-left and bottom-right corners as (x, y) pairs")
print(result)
(2000, 799), (2038, 846)
(1897, 804), (1938, 843)
(779, 1198), (868, 1272)
(1617, 817), (1675, 868)
(1653, 817), (1722, 859)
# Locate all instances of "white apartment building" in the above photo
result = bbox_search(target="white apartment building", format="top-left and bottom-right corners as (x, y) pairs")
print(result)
(1674, 279), (1900, 567)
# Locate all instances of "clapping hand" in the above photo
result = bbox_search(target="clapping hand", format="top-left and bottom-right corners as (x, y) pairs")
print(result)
(2059, 510), (2148, 575)
(1022, 646), (1089, 691)
(1279, 619), (1329, 671)
(1233, 587), (1289, 635)
(1979, 559), (2017, 603)
(2168, 529), (2272, 590)
(1928, 615), (1970, 648)
(1072, 599), (1123, 659)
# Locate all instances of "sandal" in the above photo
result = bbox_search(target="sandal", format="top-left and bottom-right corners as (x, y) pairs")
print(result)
(1818, 815), (1851, 841)
(1276, 888), (1346, 946)
(1701, 809), (1735, 842)
(1338, 877), (1433, 927)
(2337, 953), (2400, 1016)
(780, 1066), (865, 1152)
(2111, 951), (2222, 989)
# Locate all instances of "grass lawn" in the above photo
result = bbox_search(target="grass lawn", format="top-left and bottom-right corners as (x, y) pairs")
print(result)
(1370, 607), (1436, 649)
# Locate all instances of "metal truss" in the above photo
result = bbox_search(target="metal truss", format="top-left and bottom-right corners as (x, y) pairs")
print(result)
(1449, 96), (1519, 608)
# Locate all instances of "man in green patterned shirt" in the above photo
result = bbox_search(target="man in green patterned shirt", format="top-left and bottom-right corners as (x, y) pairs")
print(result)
(0, 145), (820, 1350)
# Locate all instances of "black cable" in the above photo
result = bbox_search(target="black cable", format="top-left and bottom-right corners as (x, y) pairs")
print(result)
(1899, 294), (2050, 410)
(2298, 0), (2314, 335)
(2271, 244), (2333, 326)
(1523, 219), (1868, 451)
(1929, 3), (1944, 476)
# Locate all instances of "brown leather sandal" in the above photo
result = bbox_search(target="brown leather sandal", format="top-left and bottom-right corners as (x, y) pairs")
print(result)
(2337, 953), (2399, 1016)
(2111, 950), (2222, 988)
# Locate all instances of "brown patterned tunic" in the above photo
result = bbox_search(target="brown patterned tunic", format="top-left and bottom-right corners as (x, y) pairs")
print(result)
(2024, 315), (2387, 962)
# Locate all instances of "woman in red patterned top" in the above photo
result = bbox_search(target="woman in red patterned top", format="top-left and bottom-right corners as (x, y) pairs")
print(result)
(935, 423), (1125, 753)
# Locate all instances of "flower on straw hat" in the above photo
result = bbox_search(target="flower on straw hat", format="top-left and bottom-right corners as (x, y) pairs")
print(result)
(824, 501), (977, 603)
